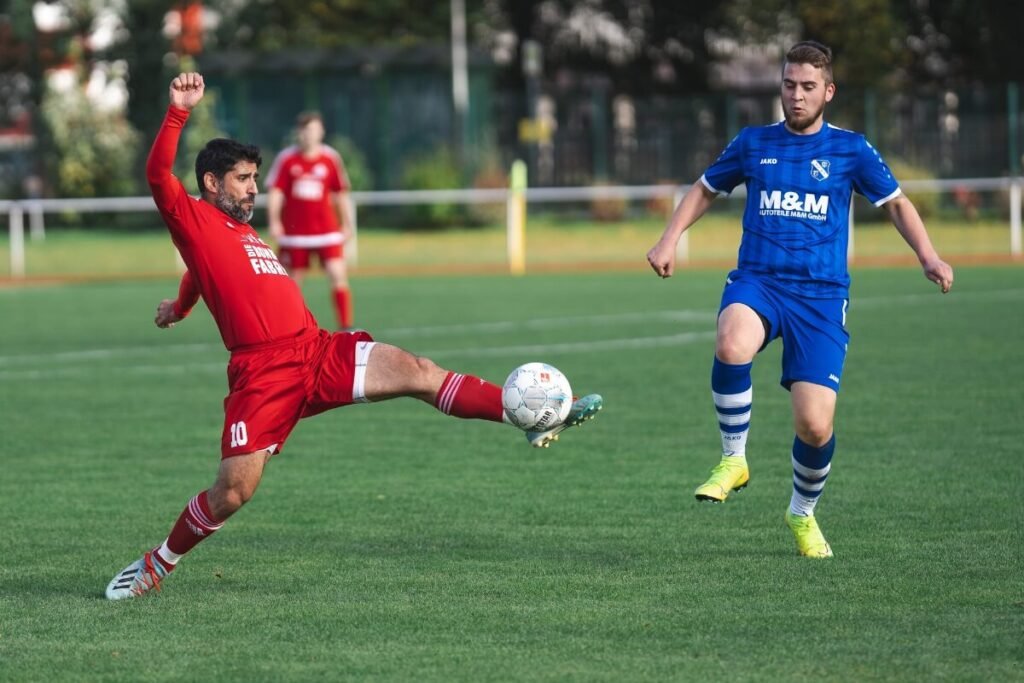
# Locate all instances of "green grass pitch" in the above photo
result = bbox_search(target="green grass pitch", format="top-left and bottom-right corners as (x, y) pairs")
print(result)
(1, 266), (1021, 681)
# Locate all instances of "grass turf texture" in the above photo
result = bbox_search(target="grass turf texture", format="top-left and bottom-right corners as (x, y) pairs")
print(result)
(1, 266), (1022, 681)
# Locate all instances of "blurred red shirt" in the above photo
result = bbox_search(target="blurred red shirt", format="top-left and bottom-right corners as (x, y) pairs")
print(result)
(266, 145), (349, 244)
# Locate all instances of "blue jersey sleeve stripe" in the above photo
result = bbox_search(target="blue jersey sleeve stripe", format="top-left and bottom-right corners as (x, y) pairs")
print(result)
(873, 187), (903, 207)
(699, 174), (728, 196)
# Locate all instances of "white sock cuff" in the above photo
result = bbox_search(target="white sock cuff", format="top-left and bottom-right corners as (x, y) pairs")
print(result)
(712, 387), (752, 409)
(157, 540), (183, 566)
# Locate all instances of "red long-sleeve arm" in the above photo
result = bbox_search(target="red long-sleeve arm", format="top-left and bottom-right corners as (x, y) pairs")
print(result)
(172, 269), (201, 319)
(146, 106), (190, 213)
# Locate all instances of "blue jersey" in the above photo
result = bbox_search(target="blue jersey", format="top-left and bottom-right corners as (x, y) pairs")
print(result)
(701, 121), (901, 298)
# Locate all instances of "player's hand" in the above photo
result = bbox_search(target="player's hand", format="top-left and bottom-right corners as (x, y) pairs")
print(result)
(155, 299), (184, 329)
(169, 72), (205, 111)
(922, 256), (954, 293)
(268, 220), (284, 243)
(646, 240), (677, 278)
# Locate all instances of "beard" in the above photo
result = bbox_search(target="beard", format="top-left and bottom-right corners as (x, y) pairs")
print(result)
(783, 100), (826, 132)
(213, 189), (255, 224)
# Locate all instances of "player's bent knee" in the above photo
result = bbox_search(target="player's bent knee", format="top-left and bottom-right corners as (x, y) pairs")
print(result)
(413, 354), (442, 378)
(795, 420), (833, 447)
(716, 336), (758, 364)
(209, 479), (259, 518)
(208, 451), (269, 518)
(224, 485), (254, 511)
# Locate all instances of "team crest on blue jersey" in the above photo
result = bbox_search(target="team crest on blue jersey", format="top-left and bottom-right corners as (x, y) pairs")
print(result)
(810, 159), (831, 182)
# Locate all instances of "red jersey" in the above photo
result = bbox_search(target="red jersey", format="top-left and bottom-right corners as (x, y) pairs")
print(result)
(148, 106), (318, 351)
(265, 145), (349, 246)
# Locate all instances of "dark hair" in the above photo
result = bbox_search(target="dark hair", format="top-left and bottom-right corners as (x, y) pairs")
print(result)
(786, 41), (833, 84)
(195, 138), (262, 194)
(296, 111), (323, 128)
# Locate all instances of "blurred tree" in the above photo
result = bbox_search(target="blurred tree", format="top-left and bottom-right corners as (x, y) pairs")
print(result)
(794, 0), (901, 88)
(211, 1), (461, 50)
(41, 67), (140, 197)
(13, 0), (142, 197)
(481, 0), (723, 93)
(895, 0), (1024, 85)
(707, 0), (901, 88)
(110, 1), (177, 173)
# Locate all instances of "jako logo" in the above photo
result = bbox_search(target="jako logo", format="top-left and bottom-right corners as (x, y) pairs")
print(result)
(760, 158), (778, 164)
(759, 190), (829, 215)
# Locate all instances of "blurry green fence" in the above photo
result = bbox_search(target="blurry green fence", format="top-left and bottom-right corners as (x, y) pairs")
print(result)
(199, 54), (1024, 191)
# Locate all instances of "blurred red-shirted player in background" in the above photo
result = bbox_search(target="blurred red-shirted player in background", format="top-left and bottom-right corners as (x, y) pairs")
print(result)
(106, 73), (603, 600)
(266, 112), (355, 329)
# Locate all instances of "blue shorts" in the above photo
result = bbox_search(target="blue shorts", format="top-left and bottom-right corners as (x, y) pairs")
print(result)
(719, 271), (849, 392)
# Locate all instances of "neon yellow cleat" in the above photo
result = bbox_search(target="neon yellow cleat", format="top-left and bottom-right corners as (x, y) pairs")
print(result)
(694, 456), (749, 502)
(786, 511), (834, 558)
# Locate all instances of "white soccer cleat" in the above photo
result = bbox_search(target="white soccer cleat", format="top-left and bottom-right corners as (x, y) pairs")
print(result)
(526, 394), (603, 448)
(105, 550), (172, 600)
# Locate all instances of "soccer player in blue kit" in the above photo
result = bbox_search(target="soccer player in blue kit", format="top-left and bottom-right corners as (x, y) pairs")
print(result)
(646, 41), (954, 557)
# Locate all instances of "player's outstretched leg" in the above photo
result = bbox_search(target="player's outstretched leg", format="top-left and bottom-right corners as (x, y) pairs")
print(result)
(361, 343), (601, 448)
(525, 394), (603, 448)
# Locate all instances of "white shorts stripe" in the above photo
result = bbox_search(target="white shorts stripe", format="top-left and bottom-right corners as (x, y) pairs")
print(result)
(277, 232), (344, 248)
(352, 341), (376, 404)
(712, 388), (753, 409)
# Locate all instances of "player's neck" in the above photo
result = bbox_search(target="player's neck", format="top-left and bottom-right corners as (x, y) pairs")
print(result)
(300, 144), (321, 158)
(784, 116), (826, 136)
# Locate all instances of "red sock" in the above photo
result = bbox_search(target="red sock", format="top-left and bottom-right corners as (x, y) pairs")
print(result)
(435, 372), (505, 423)
(153, 490), (224, 571)
(333, 287), (353, 329)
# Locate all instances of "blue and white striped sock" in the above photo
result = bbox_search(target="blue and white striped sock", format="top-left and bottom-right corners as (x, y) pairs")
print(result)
(711, 358), (752, 458)
(790, 435), (835, 517)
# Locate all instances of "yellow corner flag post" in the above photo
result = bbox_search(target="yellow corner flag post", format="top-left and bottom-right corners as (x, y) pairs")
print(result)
(506, 159), (527, 275)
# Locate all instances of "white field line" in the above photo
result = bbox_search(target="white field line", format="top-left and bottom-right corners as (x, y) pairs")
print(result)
(0, 342), (219, 366)
(0, 287), (1020, 382)
(0, 332), (717, 382)
(0, 308), (716, 368)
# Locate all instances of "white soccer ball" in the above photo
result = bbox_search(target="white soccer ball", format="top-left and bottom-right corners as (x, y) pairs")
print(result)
(501, 362), (573, 431)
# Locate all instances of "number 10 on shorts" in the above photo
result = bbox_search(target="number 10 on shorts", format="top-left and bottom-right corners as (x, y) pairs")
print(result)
(230, 421), (248, 448)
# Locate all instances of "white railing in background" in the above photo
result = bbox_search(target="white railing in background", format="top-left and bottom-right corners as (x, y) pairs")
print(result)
(2, 178), (1022, 278)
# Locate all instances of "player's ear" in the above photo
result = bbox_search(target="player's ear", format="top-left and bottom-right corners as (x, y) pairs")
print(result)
(825, 82), (836, 103)
(202, 171), (220, 195)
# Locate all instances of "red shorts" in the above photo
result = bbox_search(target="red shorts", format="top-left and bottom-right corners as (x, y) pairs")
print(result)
(279, 244), (343, 270)
(221, 328), (375, 458)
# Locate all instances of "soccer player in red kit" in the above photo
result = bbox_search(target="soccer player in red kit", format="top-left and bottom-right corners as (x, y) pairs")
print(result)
(266, 112), (355, 329)
(105, 73), (603, 600)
